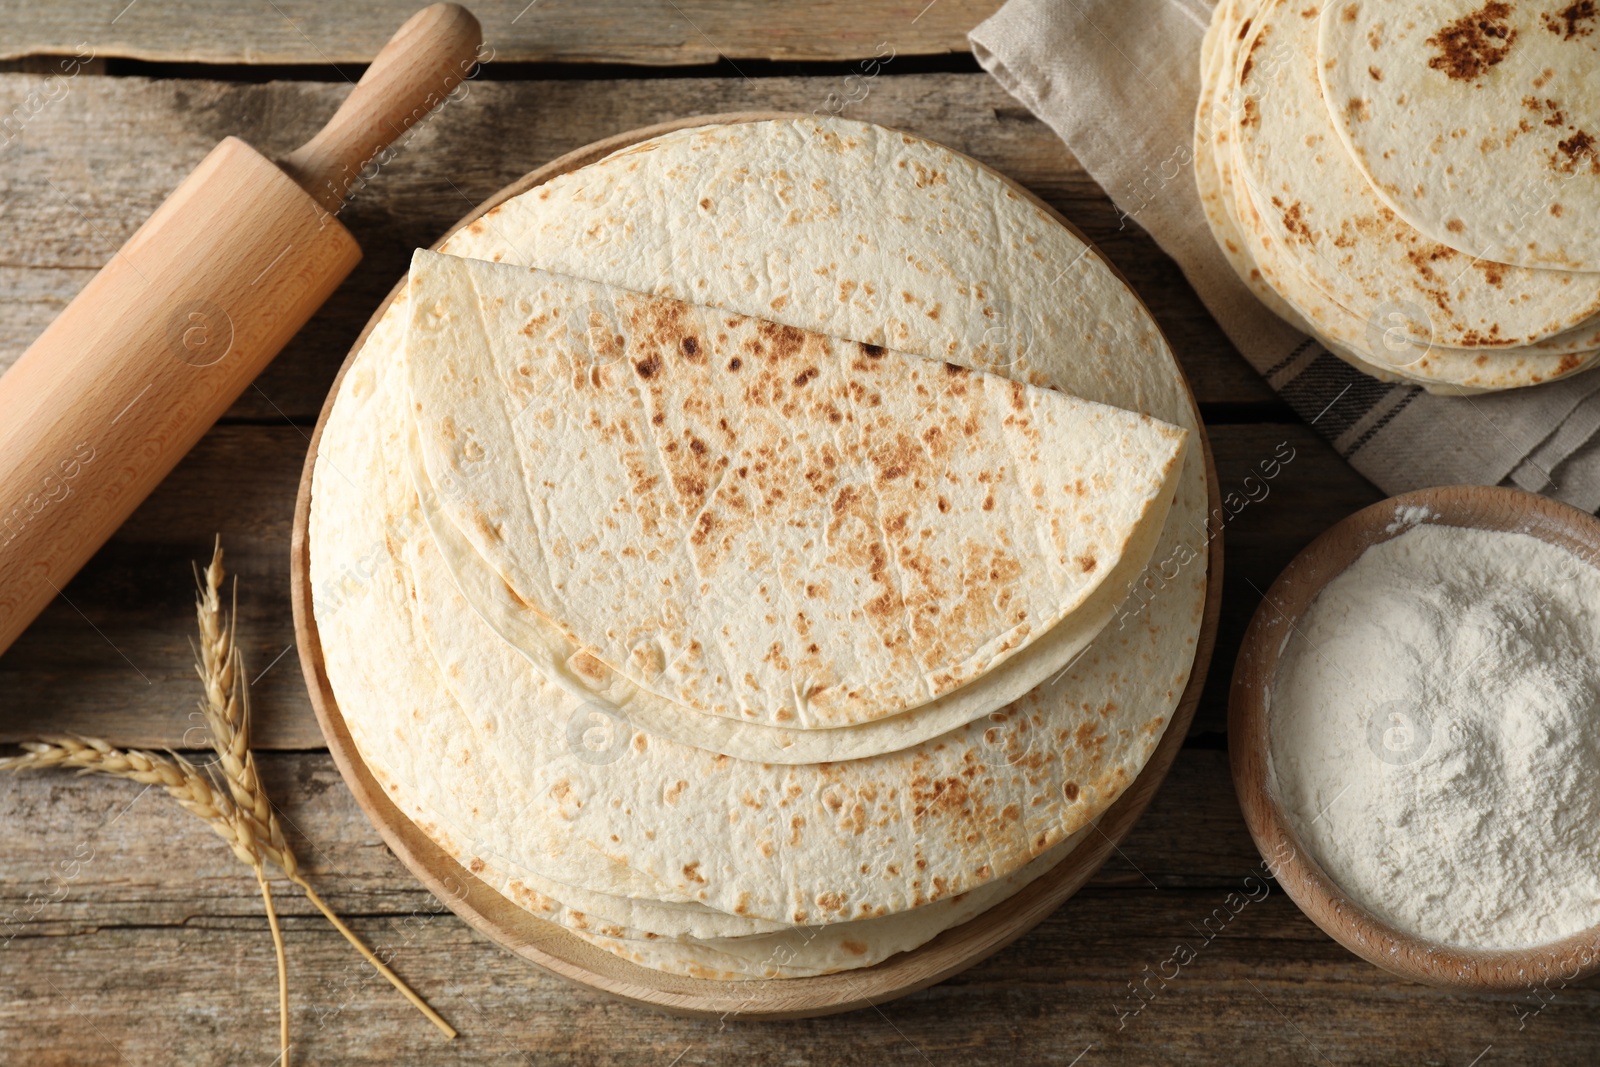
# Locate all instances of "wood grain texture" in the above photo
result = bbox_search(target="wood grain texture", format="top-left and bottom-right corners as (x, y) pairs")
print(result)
(0, 71), (1275, 420)
(4, 749), (1597, 1064)
(0, 0), (999, 66)
(1231, 486), (1600, 991)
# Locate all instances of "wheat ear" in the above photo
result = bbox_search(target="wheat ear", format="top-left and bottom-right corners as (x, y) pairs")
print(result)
(0, 736), (251, 857)
(194, 540), (455, 1040)
(0, 736), (293, 1061)
(192, 542), (291, 1064)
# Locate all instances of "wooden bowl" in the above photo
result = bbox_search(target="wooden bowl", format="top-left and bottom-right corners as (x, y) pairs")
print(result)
(1230, 484), (1600, 990)
(291, 113), (1224, 1018)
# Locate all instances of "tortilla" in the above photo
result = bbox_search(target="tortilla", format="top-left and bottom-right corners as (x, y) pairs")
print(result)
(1200, 0), (1490, 390)
(562, 825), (1089, 979)
(1230, 138), (1600, 389)
(1320, 0), (1600, 271)
(403, 252), (1185, 734)
(1196, 0), (1600, 393)
(1197, 0), (1332, 334)
(311, 117), (1208, 937)
(1234, 0), (1600, 348)
(410, 416), (1176, 763)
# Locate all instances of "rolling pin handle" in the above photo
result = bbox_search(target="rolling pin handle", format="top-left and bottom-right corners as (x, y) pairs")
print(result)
(278, 3), (483, 214)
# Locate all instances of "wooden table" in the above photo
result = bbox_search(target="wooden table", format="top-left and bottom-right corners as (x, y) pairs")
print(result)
(1, 4), (1594, 1063)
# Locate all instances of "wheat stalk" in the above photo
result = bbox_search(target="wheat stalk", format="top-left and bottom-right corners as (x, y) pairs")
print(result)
(190, 543), (292, 1063)
(0, 735), (293, 1061)
(192, 540), (455, 1040)
(1, 539), (456, 1058)
(0, 736), (252, 859)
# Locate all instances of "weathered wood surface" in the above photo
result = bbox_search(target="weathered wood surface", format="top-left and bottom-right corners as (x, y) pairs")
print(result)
(0, 0), (997, 65)
(10, 52), (1593, 1067)
(0, 71), (1277, 419)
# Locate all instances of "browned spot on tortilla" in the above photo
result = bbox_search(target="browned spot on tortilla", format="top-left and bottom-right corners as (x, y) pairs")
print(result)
(1542, 0), (1597, 37)
(1404, 243), (1457, 292)
(634, 352), (662, 379)
(841, 940), (868, 956)
(1552, 202), (1565, 216)
(858, 342), (885, 359)
(755, 319), (808, 361)
(1075, 721), (1103, 752)
(728, 357), (742, 371)
(1559, 352), (1583, 373)
(1426, 2), (1518, 83)
(908, 161), (947, 188)
(1369, 65), (1383, 80)
(1078, 554), (1098, 573)
(1552, 130), (1600, 173)
(1447, 218), (1467, 233)
(1476, 258), (1508, 286)
(682, 861), (706, 885)
(1240, 22), (1270, 82)
(793, 366), (819, 387)
(1280, 201), (1314, 242)
(680, 335), (700, 358)
(1063, 782), (1080, 801)
(1451, 325), (1504, 347)
(570, 650), (606, 681)
(468, 857), (485, 873)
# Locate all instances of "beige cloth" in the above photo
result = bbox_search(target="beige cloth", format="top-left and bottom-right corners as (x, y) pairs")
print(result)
(971, 0), (1600, 510)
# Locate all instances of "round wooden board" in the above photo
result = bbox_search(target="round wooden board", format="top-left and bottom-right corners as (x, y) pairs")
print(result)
(290, 113), (1224, 1019)
(1230, 484), (1600, 990)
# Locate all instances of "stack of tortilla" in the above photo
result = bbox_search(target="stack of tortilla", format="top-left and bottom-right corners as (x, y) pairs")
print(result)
(1195, 0), (1600, 394)
(308, 117), (1211, 980)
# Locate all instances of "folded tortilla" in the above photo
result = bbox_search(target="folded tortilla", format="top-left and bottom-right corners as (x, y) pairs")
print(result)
(403, 251), (1186, 734)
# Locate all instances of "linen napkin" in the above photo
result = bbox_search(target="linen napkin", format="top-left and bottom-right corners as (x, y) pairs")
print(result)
(971, 0), (1600, 511)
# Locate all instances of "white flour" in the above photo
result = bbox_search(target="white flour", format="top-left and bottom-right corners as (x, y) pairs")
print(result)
(1270, 521), (1600, 950)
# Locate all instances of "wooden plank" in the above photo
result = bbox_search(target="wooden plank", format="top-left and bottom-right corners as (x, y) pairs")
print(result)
(0, 422), (1374, 749)
(2, 749), (1594, 1064)
(0, 1), (1000, 66)
(0, 71), (1275, 419)
(1190, 422), (1381, 735)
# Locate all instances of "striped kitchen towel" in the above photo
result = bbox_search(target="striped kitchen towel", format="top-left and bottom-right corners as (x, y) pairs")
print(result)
(971, 0), (1600, 511)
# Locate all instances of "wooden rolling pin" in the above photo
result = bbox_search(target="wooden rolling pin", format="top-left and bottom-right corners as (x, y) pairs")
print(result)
(0, 4), (482, 658)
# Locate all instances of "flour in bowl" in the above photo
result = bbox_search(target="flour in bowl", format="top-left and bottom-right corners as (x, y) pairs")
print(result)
(1270, 522), (1600, 950)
